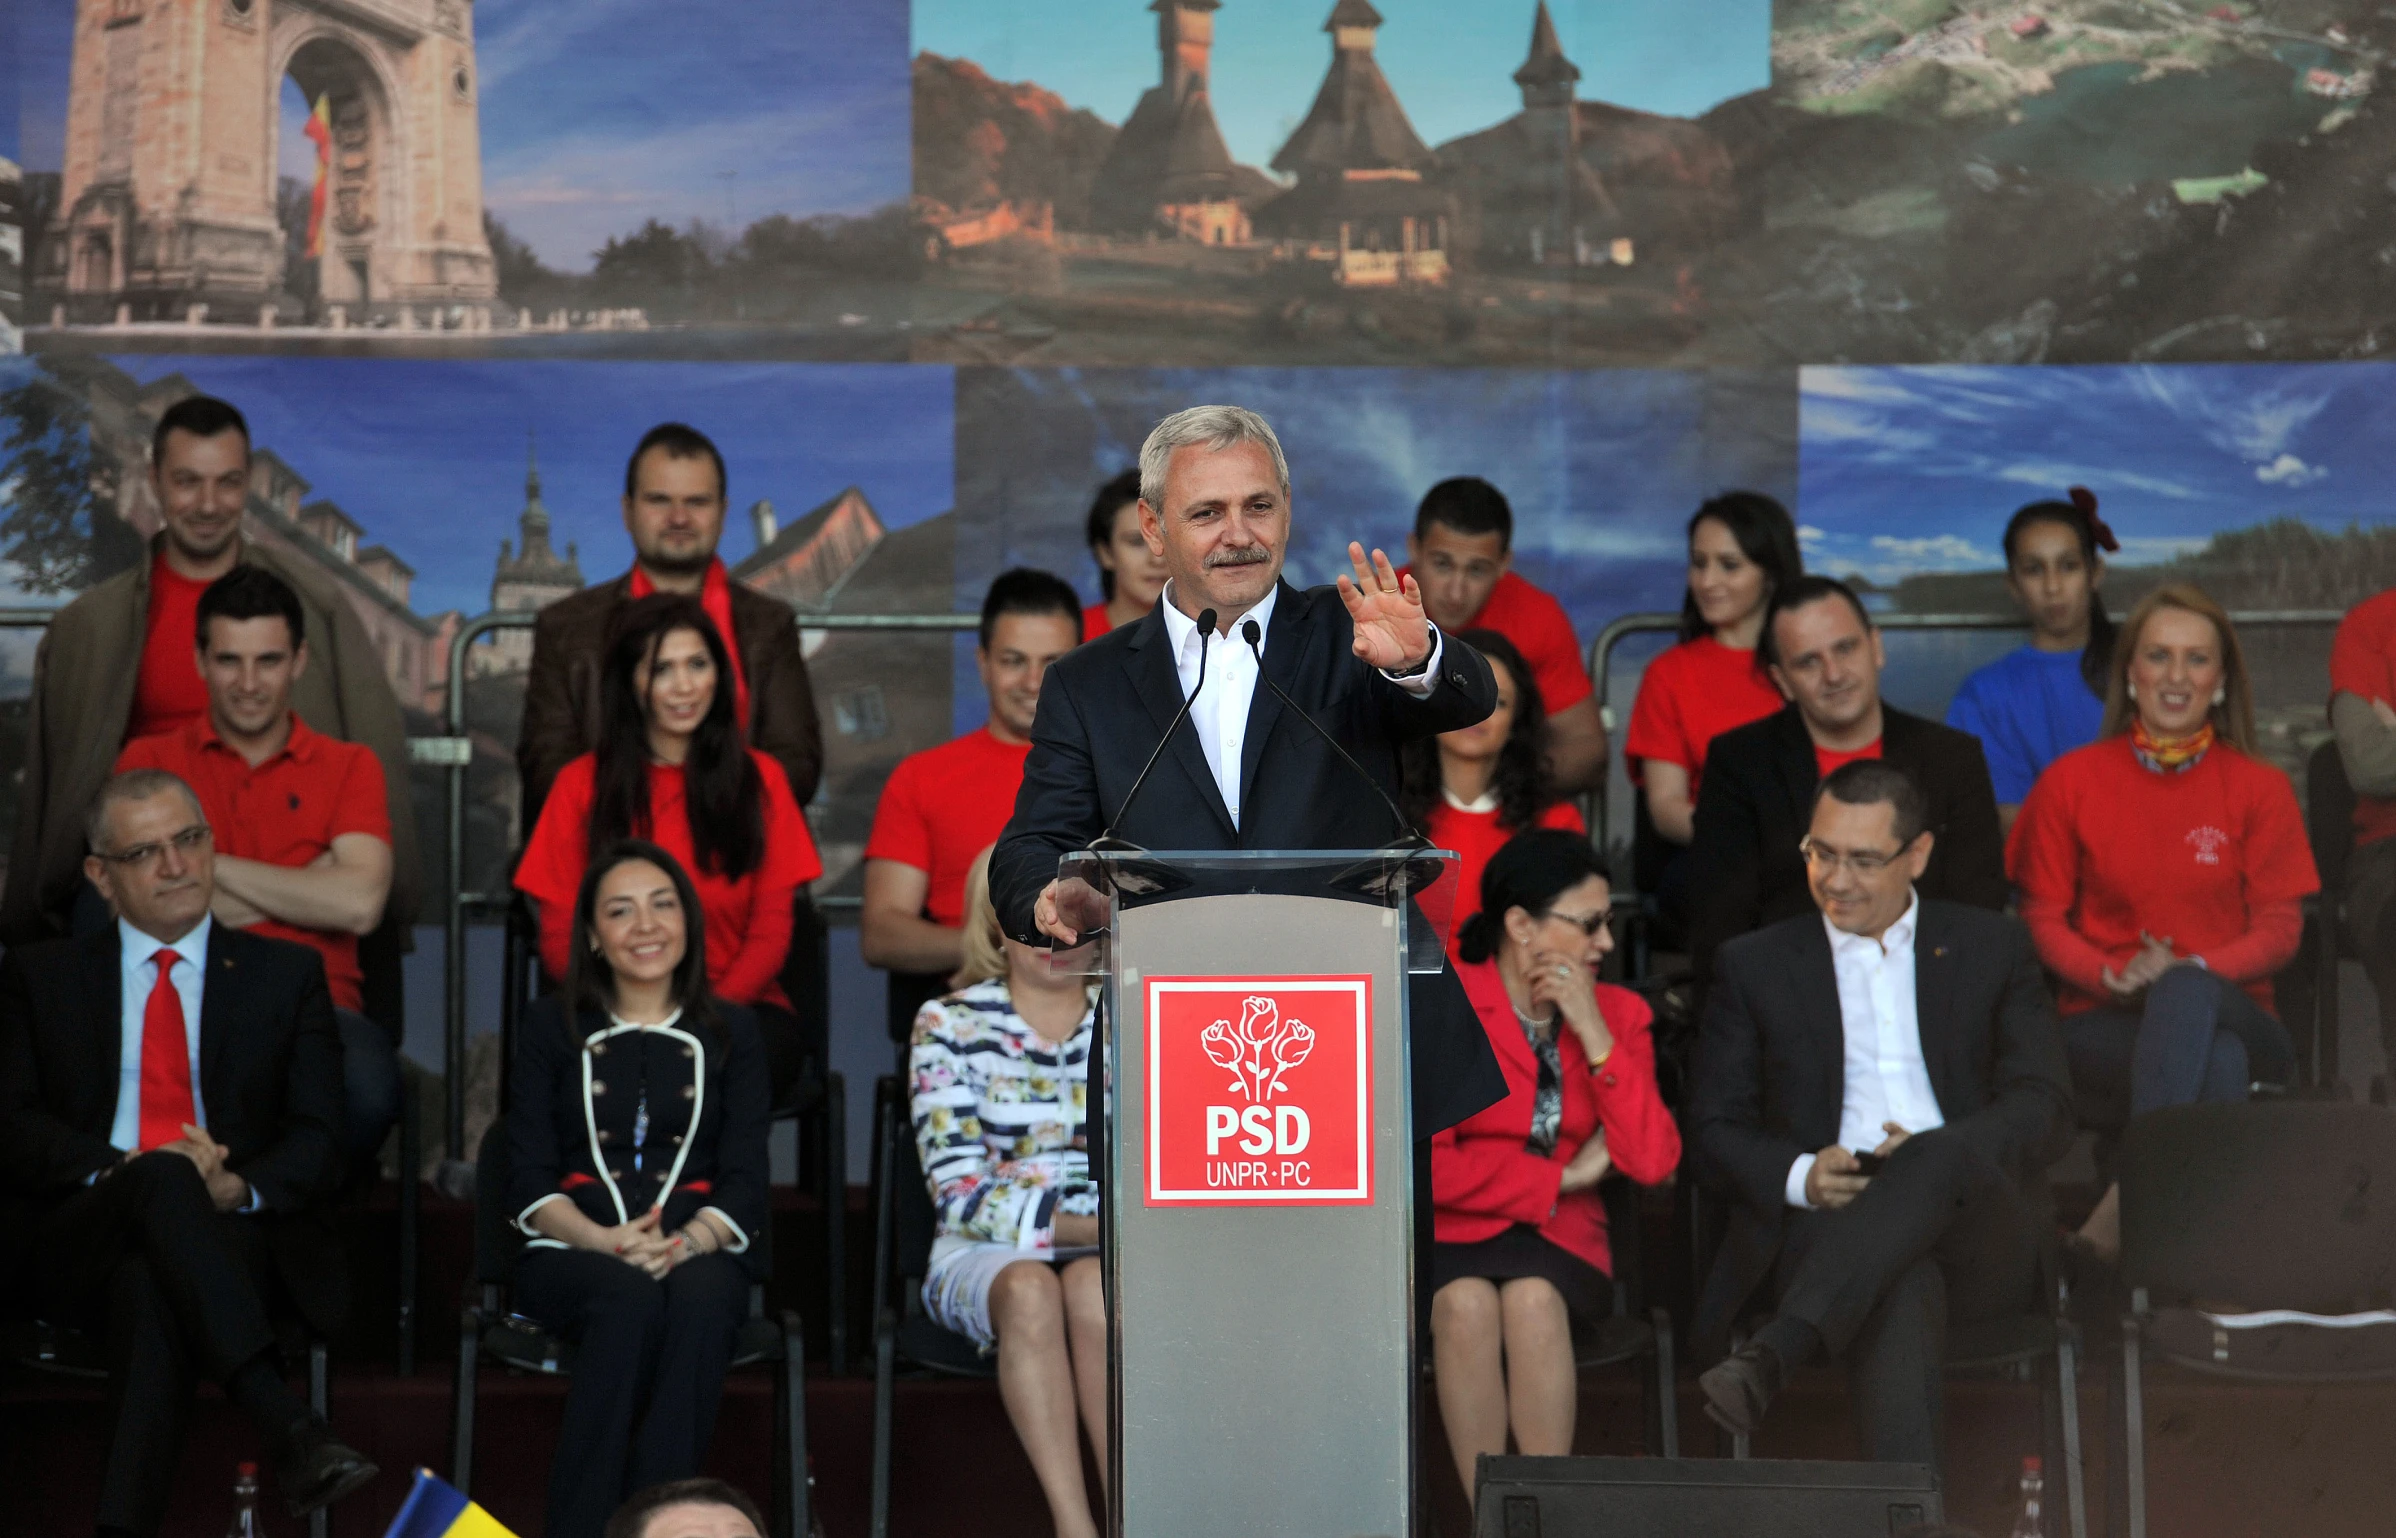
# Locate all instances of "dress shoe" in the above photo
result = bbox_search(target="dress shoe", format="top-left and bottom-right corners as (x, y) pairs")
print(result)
(1698, 1341), (1784, 1438)
(277, 1418), (378, 1517)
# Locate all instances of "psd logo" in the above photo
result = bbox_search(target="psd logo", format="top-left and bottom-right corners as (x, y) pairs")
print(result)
(1145, 976), (1373, 1207)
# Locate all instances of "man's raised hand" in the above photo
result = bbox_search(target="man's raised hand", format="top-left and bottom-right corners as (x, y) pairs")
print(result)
(1336, 542), (1431, 672)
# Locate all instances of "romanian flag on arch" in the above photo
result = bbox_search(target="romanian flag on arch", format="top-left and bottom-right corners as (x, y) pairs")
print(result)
(382, 1469), (518, 1538)
(303, 92), (333, 260)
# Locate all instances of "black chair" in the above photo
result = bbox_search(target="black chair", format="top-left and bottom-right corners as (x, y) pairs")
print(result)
(1712, 1185), (2088, 1538)
(502, 890), (849, 1372)
(449, 1112), (813, 1538)
(357, 915), (423, 1374)
(2110, 1101), (2396, 1538)
(865, 1073), (999, 1538)
(1423, 1175), (1681, 1464)
(5, 1305), (337, 1537)
(2303, 739), (2365, 1093)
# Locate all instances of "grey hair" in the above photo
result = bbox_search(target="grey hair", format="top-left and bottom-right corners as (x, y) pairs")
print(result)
(86, 769), (205, 854)
(1137, 405), (1291, 512)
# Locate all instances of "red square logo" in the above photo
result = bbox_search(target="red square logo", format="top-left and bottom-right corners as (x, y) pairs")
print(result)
(1144, 975), (1373, 1206)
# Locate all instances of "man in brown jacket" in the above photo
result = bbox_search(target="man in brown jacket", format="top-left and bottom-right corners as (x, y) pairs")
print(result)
(516, 421), (822, 823)
(0, 397), (421, 949)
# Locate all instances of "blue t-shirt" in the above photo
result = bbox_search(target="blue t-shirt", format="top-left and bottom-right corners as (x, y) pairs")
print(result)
(1946, 645), (2106, 805)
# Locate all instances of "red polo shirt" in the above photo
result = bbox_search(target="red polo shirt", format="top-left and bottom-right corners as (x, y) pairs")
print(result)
(864, 726), (1033, 928)
(1814, 738), (1883, 779)
(1082, 602), (1114, 641)
(1624, 635), (1785, 801)
(1407, 567), (1594, 715)
(2331, 588), (2396, 847)
(129, 554), (212, 742)
(116, 714), (390, 1011)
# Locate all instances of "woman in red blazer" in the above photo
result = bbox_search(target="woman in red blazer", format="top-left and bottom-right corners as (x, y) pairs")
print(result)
(1430, 830), (1681, 1502)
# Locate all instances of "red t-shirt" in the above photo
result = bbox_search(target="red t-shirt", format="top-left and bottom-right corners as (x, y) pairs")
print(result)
(2008, 736), (2318, 1016)
(1623, 636), (1785, 801)
(130, 555), (212, 742)
(863, 727), (1033, 928)
(515, 750), (822, 1009)
(1399, 567), (1592, 714)
(2331, 588), (2396, 846)
(1814, 739), (1883, 778)
(116, 715), (390, 1011)
(1426, 797), (1585, 940)
(1082, 602), (1114, 641)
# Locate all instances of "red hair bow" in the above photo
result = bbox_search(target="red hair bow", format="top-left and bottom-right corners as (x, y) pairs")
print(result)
(2067, 486), (2119, 553)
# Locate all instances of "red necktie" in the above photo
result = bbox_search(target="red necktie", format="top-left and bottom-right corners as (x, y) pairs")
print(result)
(137, 949), (195, 1151)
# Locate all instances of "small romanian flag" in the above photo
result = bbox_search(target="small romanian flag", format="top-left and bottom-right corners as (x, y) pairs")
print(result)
(382, 1469), (518, 1538)
(303, 92), (333, 260)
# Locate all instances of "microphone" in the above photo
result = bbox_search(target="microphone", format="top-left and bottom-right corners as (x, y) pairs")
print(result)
(1093, 607), (1217, 849)
(1241, 618), (1426, 850)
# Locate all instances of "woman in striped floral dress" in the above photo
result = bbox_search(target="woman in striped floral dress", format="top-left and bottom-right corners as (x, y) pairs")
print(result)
(910, 847), (1105, 1538)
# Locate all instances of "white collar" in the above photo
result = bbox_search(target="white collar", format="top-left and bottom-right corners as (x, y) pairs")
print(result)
(1159, 579), (1280, 660)
(606, 1005), (685, 1032)
(121, 913), (212, 972)
(1824, 890), (1919, 960)
(1442, 785), (1501, 814)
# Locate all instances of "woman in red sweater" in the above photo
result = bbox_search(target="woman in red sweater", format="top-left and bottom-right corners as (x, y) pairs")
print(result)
(518, 594), (822, 1102)
(1623, 493), (1801, 924)
(1402, 629), (1584, 953)
(1430, 830), (1680, 1501)
(2009, 584), (2317, 1260)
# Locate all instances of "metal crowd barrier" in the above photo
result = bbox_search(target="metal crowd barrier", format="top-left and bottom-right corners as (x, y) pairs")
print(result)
(1585, 608), (2349, 855)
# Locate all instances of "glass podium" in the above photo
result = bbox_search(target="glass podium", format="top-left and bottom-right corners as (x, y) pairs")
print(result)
(1051, 846), (1456, 1538)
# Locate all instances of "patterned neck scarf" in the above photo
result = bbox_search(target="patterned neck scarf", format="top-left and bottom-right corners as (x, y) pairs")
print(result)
(1514, 1008), (1564, 1158)
(2131, 717), (2215, 774)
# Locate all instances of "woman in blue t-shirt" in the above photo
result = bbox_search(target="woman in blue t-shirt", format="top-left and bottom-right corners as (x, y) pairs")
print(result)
(1947, 487), (2119, 831)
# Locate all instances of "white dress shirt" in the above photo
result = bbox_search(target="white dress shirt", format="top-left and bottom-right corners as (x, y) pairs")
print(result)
(1156, 581), (1443, 829)
(1785, 892), (1946, 1208)
(111, 914), (213, 1151)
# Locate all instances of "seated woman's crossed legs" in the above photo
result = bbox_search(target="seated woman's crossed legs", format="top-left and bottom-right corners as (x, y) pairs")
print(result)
(987, 1255), (1109, 1538)
(1431, 1275), (1578, 1503)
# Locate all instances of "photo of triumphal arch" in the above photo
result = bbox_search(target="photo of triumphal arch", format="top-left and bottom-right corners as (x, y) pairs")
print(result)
(38, 0), (497, 331)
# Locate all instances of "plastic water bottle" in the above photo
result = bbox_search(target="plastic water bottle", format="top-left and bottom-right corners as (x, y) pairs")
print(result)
(225, 1461), (260, 1538)
(2007, 1454), (2045, 1538)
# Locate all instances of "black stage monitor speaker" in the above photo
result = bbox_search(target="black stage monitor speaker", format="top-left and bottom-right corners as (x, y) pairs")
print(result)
(1473, 1455), (1943, 1537)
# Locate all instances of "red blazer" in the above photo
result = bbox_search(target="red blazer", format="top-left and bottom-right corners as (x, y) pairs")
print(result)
(1431, 958), (1681, 1276)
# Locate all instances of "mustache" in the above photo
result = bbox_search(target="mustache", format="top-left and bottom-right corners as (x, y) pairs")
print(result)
(1204, 546), (1272, 569)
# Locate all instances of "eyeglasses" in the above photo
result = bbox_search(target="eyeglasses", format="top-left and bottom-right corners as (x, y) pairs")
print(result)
(1539, 908), (1609, 937)
(97, 824), (212, 869)
(1798, 836), (1904, 876)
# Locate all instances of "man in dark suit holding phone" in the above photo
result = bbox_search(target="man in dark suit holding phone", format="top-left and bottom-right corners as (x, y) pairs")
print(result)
(0, 769), (377, 1535)
(1690, 760), (2073, 1470)
(991, 403), (1507, 1141)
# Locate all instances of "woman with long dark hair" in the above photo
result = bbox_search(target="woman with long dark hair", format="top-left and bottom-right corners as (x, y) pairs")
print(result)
(517, 593), (820, 1095)
(2010, 585), (2318, 1261)
(1402, 629), (1583, 945)
(507, 840), (772, 1538)
(1430, 830), (1679, 1508)
(1624, 492), (1802, 848)
(1080, 467), (1169, 639)
(1948, 487), (2119, 829)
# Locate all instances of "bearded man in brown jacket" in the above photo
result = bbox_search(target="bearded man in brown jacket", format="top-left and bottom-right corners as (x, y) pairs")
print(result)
(515, 421), (822, 823)
(0, 396), (420, 949)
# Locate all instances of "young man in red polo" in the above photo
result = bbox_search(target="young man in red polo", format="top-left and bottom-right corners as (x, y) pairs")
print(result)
(116, 565), (399, 1175)
(1402, 477), (1606, 791)
(860, 568), (1083, 1038)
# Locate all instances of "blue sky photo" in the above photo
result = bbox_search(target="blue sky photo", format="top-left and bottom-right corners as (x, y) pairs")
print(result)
(35, 357), (957, 621)
(914, 0), (1771, 169)
(1797, 364), (2396, 585)
(18, 0), (911, 273)
(954, 367), (1796, 642)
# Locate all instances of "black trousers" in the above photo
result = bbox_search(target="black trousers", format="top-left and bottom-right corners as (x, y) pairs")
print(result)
(33, 1153), (290, 1536)
(1767, 1130), (2039, 1468)
(511, 1247), (751, 1538)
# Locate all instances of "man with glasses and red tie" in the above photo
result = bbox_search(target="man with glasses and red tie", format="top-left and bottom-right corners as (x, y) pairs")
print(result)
(0, 769), (379, 1537)
(1688, 760), (2072, 1477)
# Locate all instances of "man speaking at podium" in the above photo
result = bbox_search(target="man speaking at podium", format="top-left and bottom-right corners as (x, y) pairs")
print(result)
(992, 403), (1508, 1152)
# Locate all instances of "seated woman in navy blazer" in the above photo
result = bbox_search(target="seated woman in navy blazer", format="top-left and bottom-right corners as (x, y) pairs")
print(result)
(506, 839), (772, 1538)
(1429, 830), (1681, 1505)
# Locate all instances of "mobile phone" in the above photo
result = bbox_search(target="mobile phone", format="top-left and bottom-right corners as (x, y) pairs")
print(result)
(1849, 1150), (1887, 1177)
